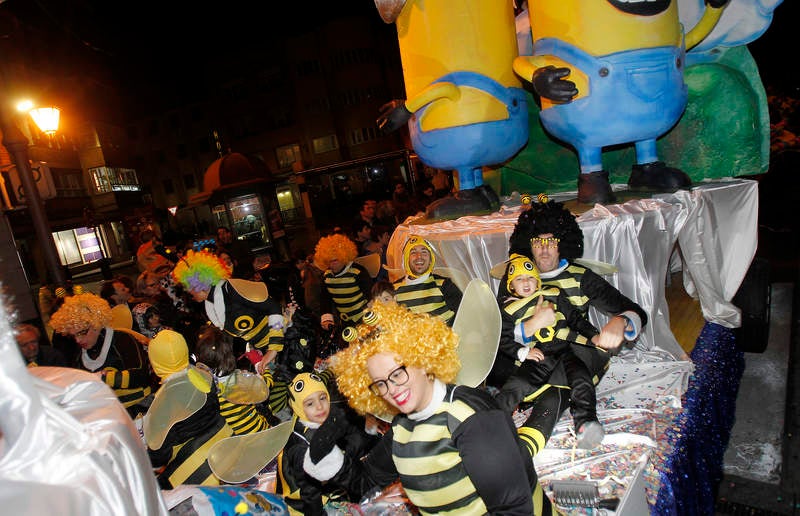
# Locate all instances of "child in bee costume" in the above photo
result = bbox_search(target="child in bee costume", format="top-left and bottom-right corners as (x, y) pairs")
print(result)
(144, 330), (233, 488)
(494, 254), (605, 449)
(276, 372), (378, 516)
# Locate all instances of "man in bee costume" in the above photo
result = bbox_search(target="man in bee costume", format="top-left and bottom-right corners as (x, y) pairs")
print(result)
(502, 195), (648, 457)
(314, 234), (373, 330)
(392, 235), (462, 326)
(173, 250), (284, 373)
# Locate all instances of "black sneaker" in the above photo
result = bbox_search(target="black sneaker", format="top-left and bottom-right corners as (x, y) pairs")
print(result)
(577, 170), (615, 204)
(628, 161), (691, 192)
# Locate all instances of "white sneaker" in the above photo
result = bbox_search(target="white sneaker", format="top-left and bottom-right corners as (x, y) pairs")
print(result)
(576, 421), (604, 449)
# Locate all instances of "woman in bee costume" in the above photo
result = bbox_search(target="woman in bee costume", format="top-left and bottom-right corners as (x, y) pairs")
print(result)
(172, 250), (284, 374)
(331, 301), (553, 515)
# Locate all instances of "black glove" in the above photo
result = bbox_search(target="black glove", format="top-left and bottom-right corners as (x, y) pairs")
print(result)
(532, 66), (578, 103)
(706, 0), (729, 7)
(377, 99), (412, 133)
(309, 405), (350, 463)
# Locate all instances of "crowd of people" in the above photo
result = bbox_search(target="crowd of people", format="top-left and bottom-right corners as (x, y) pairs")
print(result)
(14, 194), (646, 514)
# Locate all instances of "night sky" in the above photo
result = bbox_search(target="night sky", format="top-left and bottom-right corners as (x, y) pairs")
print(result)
(1, 0), (796, 120)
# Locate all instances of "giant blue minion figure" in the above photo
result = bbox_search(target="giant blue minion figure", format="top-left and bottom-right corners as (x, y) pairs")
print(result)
(513, 0), (728, 204)
(375, 0), (529, 219)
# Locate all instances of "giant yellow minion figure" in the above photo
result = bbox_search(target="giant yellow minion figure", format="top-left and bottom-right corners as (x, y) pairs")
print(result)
(513, 0), (728, 204)
(376, 0), (528, 219)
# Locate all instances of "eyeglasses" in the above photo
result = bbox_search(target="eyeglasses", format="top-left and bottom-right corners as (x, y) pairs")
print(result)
(368, 365), (409, 396)
(531, 237), (560, 249)
(74, 327), (92, 337)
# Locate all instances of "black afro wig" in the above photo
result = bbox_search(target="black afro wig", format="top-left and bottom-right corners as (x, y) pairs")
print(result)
(508, 198), (584, 261)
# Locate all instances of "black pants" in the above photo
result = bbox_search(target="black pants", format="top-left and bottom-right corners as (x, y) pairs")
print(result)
(496, 351), (597, 431)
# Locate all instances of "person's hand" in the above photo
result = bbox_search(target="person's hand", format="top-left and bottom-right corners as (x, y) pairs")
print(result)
(523, 296), (557, 335)
(526, 347), (545, 362)
(255, 350), (278, 375)
(593, 316), (627, 351)
(283, 302), (297, 323)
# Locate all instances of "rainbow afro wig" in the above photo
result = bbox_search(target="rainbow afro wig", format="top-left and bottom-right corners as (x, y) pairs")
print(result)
(314, 234), (358, 270)
(172, 249), (232, 293)
(330, 300), (460, 417)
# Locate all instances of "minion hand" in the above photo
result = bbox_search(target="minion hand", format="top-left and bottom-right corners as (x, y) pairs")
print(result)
(532, 66), (578, 103)
(377, 99), (412, 134)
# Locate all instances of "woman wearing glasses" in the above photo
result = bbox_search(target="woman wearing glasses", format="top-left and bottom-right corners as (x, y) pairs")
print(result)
(49, 292), (154, 417)
(331, 301), (554, 516)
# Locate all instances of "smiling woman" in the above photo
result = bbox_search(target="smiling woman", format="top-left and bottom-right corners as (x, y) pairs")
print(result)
(330, 301), (555, 515)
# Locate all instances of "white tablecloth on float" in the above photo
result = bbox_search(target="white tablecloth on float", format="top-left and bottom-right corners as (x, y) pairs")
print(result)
(387, 178), (759, 361)
(387, 179), (758, 513)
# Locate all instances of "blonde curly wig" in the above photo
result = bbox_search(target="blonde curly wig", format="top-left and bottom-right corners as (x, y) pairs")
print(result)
(314, 234), (358, 270)
(49, 293), (112, 335)
(330, 300), (460, 417)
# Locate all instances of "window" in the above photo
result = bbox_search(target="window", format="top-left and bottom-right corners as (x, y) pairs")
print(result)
(147, 119), (159, 137)
(89, 166), (141, 193)
(349, 127), (379, 145)
(276, 143), (301, 169)
(196, 136), (211, 153)
(183, 173), (196, 190)
(297, 59), (322, 76)
(52, 169), (85, 197)
(312, 134), (338, 154)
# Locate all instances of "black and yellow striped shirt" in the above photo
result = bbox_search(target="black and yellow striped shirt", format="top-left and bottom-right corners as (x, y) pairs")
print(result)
(393, 274), (462, 326)
(322, 263), (371, 324)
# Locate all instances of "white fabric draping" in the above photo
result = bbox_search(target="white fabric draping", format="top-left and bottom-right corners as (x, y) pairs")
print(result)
(0, 297), (168, 516)
(388, 179), (759, 360)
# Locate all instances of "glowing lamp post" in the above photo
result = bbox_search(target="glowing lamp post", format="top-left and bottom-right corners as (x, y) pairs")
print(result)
(0, 104), (66, 287)
(28, 107), (60, 135)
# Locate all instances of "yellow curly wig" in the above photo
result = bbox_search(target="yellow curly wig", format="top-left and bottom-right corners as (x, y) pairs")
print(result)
(49, 293), (112, 335)
(314, 234), (358, 270)
(330, 301), (460, 417)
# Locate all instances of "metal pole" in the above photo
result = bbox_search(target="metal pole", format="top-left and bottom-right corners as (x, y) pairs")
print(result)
(0, 108), (66, 287)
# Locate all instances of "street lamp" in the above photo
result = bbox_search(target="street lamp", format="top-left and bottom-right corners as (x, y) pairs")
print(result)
(0, 103), (66, 287)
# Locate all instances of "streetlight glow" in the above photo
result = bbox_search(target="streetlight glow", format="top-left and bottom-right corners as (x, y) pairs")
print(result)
(15, 99), (33, 112)
(28, 106), (60, 134)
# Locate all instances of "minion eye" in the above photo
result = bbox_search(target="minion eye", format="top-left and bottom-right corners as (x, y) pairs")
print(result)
(292, 380), (305, 392)
(508, 265), (516, 275)
(524, 262), (534, 271)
